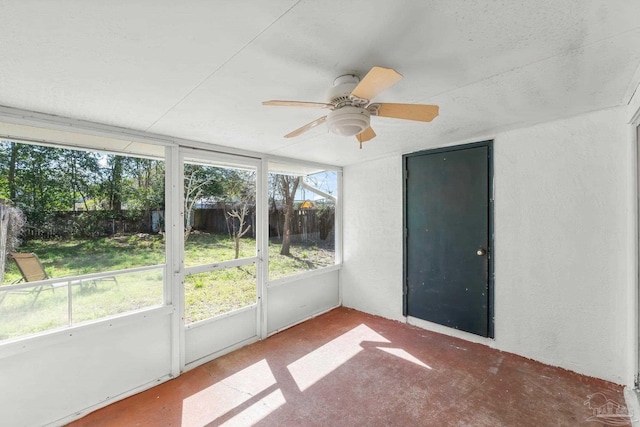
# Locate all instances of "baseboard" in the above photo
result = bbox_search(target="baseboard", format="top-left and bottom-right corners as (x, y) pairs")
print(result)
(624, 387), (640, 427)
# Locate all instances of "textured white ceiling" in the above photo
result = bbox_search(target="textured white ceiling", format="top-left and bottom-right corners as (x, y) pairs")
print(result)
(1, 0), (639, 166)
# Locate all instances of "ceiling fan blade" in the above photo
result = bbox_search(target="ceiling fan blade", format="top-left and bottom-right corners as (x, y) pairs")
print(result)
(355, 127), (376, 148)
(263, 100), (333, 109)
(351, 67), (403, 101)
(377, 103), (439, 122)
(284, 116), (327, 138)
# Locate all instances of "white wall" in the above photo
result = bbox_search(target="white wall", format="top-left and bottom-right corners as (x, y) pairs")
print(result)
(342, 158), (404, 322)
(267, 269), (340, 334)
(185, 306), (258, 368)
(494, 107), (631, 383)
(342, 107), (633, 385)
(0, 308), (173, 427)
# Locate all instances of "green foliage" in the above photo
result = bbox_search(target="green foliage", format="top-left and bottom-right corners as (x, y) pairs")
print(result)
(0, 200), (26, 253)
(184, 266), (257, 323)
(268, 238), (335, 281)
(0, 143), (75, 223)
(316, 203), (335, 240)
(183, 163), (227, 240)
(124, 158), (165, 212)
(0, 233), (334, 339)
(0, 140), (166, 235)
(184, 232), (255, 267)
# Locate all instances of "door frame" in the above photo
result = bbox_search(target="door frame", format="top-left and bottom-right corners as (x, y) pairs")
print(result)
(402, 140), (495, 338)
(632, 108), (640, 388)
(177, 147), (264, 371)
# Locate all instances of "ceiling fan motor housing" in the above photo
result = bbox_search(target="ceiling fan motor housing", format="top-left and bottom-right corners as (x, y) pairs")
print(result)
(327, 74), (360, 107)
(327, 106), (370, 136)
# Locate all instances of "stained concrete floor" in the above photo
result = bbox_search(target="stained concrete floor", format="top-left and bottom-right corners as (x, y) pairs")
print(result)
(69, 307), (629, 426)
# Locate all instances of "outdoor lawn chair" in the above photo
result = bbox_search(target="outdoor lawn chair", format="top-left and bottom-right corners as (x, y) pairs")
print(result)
(0, 252), (54, 308)
(0, 253), (118, 308)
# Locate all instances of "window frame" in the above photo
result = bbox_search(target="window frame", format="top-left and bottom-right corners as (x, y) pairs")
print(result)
(0, 139), (169, 343)
(179, 148), (262, 327)
(265, 160), (343, 285)
(0, 110), (344, 348)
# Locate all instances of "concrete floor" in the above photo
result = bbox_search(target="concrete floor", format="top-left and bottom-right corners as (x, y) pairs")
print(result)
(69, 307), (629, 426)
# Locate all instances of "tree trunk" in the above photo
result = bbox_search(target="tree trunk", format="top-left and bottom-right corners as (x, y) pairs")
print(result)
(8, 142), (17, 201)
(279, 175), (300, 256)
(281, 206), (293, 255)
(227, 205), (250, 259)
(0, 203), (8, 284)
(71, 152), (77, 212)
(110, 156), (123, 211)
(184, 201), (193, 243)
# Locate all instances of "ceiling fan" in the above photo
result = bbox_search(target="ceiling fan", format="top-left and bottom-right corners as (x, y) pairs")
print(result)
(263, 66), (439, 148)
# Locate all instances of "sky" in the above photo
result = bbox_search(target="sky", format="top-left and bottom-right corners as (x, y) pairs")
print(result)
(295, 171), (338, 201)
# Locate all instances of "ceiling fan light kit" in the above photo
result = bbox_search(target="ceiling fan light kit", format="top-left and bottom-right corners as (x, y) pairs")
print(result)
(326, 106), (370, 136)
(263, 66), (439, 148)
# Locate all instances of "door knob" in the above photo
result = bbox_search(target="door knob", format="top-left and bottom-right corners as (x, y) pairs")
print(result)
(476, 248), (486, 256)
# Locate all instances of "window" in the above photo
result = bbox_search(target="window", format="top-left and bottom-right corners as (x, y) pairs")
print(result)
(184, 265), (257, 323)
(181, 155), (258, 325)
(0, 140), (165, 341)
(268, 165), (338, 280)
(0, 140), (343, 341)
(183, 162), (256, 267)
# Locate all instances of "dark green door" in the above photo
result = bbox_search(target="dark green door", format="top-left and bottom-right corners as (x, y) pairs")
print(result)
(404, 142), (492, 337)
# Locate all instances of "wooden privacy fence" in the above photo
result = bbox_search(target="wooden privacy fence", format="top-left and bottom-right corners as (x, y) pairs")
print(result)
(22, 207), (335, 242)
(194, 207), (334, 243)
(23, 210), (163, 240)
(269, 208), (335, 243)
(193, 208), (256, 238)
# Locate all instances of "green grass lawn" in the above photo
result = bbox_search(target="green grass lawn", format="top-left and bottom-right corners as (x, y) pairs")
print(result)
(0, 232), (335, 340)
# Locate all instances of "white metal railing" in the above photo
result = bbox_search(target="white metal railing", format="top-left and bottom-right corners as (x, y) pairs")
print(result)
(0, 264), (164, 327)
(0, 264), (163, 291)
(183, 257), (257, 276)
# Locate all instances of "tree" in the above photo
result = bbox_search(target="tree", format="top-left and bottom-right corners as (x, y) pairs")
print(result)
(0, 141), (169, 238)
(59, 150), (103, 212)
(0, 142), (99, 216)
(222, 170), (255, 259)
(2, 144), (70, 225)
(0, 199), (25, 283)
(105, 156), (124, 211)
(8, 142), (17, 201)
(123, 158), (165, 232)
(277, 175), (300, 256)
(183, 164), (224, 242)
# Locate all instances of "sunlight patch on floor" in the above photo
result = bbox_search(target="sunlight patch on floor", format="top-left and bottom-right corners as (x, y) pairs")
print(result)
(376, 347), (432, 369)
(287, 324), (390, 392)
(219, 389), (286, 427)
(181, 325), (433, 426)
(182, 359), (282, 427)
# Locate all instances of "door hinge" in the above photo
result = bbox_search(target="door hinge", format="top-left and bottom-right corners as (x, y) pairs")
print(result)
(635, 373), (640, 389)
(404, 169), (409, 180)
